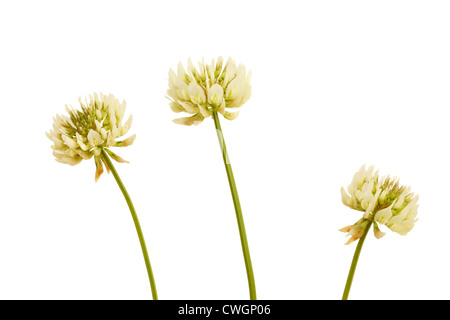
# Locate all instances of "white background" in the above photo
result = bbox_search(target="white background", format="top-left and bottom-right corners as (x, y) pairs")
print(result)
(0, 0), (449, 300)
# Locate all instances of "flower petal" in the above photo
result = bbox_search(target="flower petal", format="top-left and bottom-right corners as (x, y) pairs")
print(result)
(94, 156), (104, 182)
(222, 111), (239, 120)
(188, 82), (206, 105)
(208, 84), (224, 107)
(121, 114), (133, 136)
(175, 113), (203, 126)
(87, 129), (102, 147)
(115, 134), (136, 147)
(105, 148), (129, 163)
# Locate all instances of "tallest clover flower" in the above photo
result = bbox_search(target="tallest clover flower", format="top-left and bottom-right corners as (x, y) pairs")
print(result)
(167, 57), (256, 299)
(167, 57), (252, 125)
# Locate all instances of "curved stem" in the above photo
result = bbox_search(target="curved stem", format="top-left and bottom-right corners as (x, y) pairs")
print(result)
(342, 221), (372, 300)
(212, 111), (257, 300)
(100, 148), (158, 300)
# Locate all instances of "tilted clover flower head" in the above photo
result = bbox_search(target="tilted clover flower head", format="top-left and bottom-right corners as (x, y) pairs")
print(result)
(166, 57), (252, 125)
(47, 92), (135, 182)
(340, 165), (419, 244)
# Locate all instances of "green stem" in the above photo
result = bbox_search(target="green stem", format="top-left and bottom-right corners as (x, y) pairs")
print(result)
(212, 111), (257, 300)
(342, 220), (372, 300)
(100, 148), (158, 300)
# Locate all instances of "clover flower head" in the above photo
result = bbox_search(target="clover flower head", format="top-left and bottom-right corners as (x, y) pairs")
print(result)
(340, 165), (419, 244)
(47, 92), (135, 182)
(166, 57), (252, 125)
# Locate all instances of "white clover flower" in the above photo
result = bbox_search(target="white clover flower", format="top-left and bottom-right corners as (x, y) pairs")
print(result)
(340, 165), (419, 244)
(47, 92), (135, 181)
(166, 57), (252, 125)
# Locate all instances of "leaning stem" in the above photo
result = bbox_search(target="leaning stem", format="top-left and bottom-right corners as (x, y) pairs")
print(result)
(342, 220), (373, 300)
(100, 148), (158, 300)
(212, 111), (257, 300)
